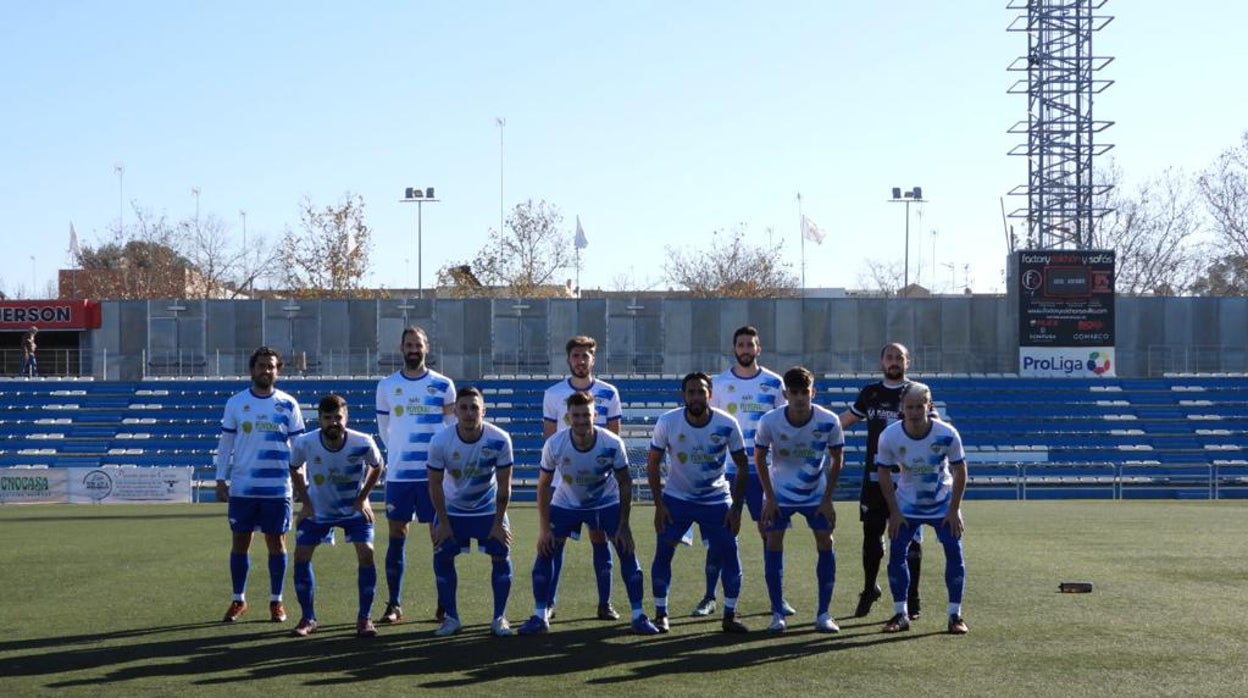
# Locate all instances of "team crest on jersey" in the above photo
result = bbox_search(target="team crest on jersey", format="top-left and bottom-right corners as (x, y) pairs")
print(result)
(596, 455), (613, 467)
(426, 385), (438, 395)
(708, 433), (725, 446)
(241, 421), (253, 434)
(393, 405), (405, 417)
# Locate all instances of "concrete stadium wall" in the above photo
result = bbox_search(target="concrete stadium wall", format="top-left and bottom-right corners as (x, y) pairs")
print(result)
(84, 296), (1248, 380)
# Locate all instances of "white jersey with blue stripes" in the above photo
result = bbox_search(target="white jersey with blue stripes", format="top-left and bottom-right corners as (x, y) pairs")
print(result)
(650, 407), (745, 505)
(876, 419), (966, 519)
(290, 428), (382, 521)
(375, 368), (455, 482)
(755, 404), (845, 508)
(219, 387), (306, 499)
(542, 377), (622, 432)
(541, 427), (628, 510)
(427, 422), (514, 516)
(710, 366), (785, 473)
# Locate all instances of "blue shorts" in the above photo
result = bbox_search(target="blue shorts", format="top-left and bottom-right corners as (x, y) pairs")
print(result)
(385, 480), (436, 524)
(295, 512), (374, 546)
(549, 503), (622, 540)
(227, 496), (292, 535)
(436, 512), (511, 557)
(764, 504), (833, 533)
(659, 495), (734, 547)
(685, 472), (763, 545)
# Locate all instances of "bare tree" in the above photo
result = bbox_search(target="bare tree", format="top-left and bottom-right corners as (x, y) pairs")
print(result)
(857, 259), (903, 296)
(1194, 131), (1248, 295)
(176, 214), (280, 299)
(438, 199), (574, 297)
(1092, 165), (1208, 296)
(1198, 131), (1248, 257)
(276, 193), (373, 299)
(662, 226), (798, 298)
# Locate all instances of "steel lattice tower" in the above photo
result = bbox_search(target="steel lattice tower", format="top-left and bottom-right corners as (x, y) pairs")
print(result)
(1006, 0), (1115, 249)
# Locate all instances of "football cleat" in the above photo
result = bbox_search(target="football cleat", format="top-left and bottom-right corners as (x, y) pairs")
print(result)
(766, 613), (787, 633)
(433, 615), (462, 637)
(290, 618), (317, 637)
(690, 597), (717, 617)
(378, 603), (403, 624)
(948, 614), (969, 635)
(222, 600), (247, 623)
(854, 586), (882, 618)
(517, 614), (550, 635)
(883, 613), (911, 633)
(814, 612), (841, 633)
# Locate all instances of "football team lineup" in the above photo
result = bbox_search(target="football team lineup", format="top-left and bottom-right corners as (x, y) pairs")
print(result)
(214, 328), (971, 639)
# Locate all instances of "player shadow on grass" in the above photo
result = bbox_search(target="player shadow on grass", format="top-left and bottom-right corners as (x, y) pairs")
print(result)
(11, 613), (940, 691)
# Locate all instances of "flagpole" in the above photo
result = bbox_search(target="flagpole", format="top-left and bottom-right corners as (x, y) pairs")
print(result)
(797, 192), (805, 296)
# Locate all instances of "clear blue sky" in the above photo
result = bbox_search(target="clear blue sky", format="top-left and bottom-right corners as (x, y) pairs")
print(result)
(2, 1), (1245, 298)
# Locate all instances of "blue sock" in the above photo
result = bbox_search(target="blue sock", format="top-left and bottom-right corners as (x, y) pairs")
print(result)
(943, 534), (966, 605)
(703, 547), (721, 601)
(229, 552), (249, 597)
(550, 541), (565, 608)
(547, 543), (566, 608)
(717, 537), (743, 601)
(294, 560), (315, 620)
(531, 551), (554, 615)
(358, 565), (377, 620)
(651, 542), (676, 605)
(385, 536), (406, 606)
(592, 540), (613, 606)
(433, 543), (459, 619)
(764, 549), (785, 615)
(492, 557), (512, 620)
(617, 548), (646, 610)
(888, 531), (912, 605)
(268, 553), (287, 600)
(816, 549), (835, 616)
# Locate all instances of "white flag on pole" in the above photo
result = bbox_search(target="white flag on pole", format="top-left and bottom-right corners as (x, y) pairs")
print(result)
(801, 215), (826, 245)
(68, 222), (81, 259)
(575, 216), (588, 250)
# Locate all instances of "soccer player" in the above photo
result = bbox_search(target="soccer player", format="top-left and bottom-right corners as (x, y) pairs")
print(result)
(519, 391), (660, 636)
(427, 386), (516, 637)
(875, 382), (969, 635)
(374, 326), (456, 624)
(754, 367), (846, 633)
(287, 394), (384, 638)
(692, 325), (791, 619)
(839, 342), (925, 619)
(647, 372), (750, 634)
(214, 346), (306, 623)
(541, 335), (623, 621)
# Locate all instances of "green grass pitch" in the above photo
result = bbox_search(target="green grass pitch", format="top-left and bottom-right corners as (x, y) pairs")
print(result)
(1, 500), (1246, 696)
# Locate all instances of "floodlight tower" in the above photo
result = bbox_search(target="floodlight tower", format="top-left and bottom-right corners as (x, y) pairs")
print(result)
(1006, 0), (1115, 249)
